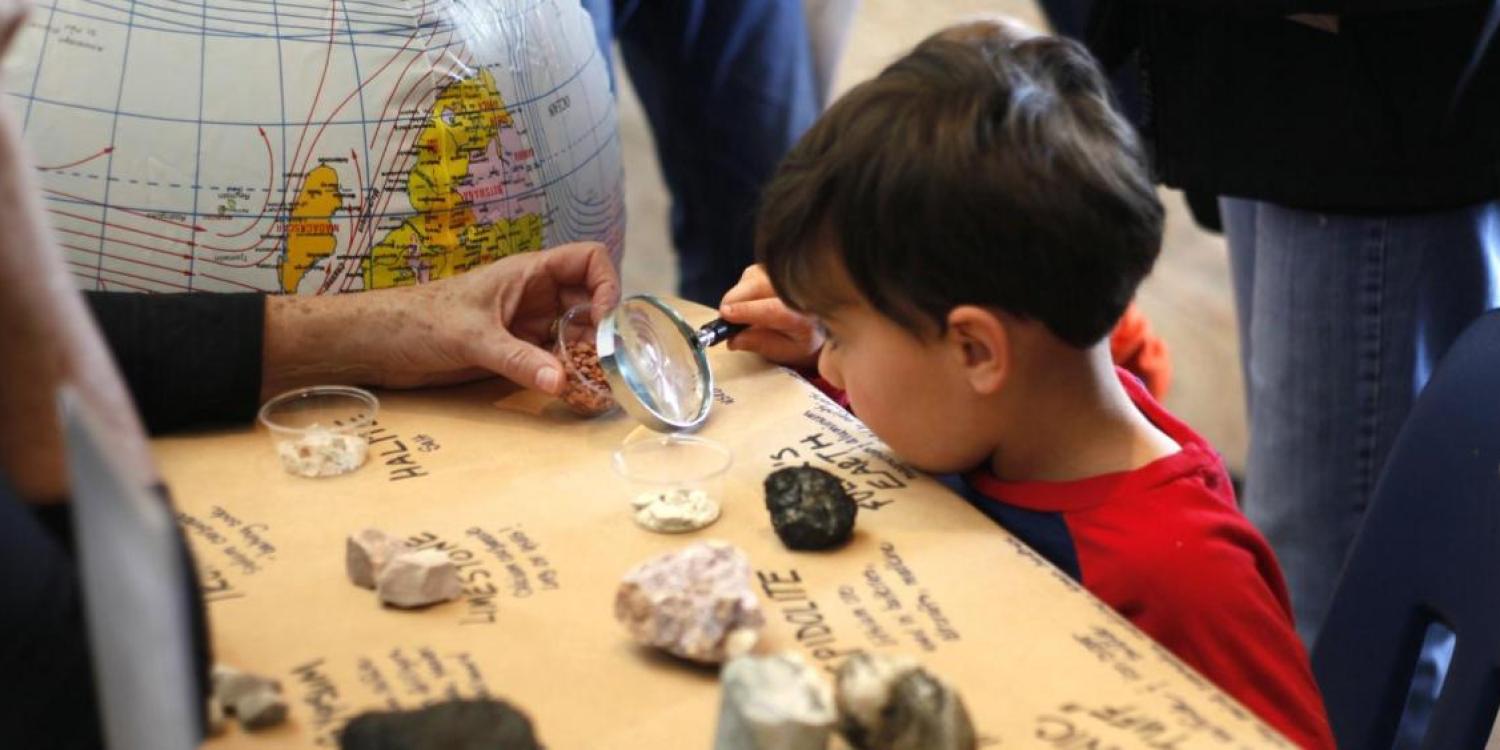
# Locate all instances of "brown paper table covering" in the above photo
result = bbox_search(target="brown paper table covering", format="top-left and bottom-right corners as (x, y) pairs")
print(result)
(153, 301), (1291, 749)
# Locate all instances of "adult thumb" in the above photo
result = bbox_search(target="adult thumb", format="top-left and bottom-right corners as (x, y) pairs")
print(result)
(476, 335), (565, 395)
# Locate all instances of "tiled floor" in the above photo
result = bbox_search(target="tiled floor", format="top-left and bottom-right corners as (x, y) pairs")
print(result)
(614, 0), (1245, 472)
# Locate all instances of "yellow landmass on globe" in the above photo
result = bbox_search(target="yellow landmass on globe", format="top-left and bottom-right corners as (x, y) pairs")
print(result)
(364, 69), (545, 290)
(279, 164), (344, 293)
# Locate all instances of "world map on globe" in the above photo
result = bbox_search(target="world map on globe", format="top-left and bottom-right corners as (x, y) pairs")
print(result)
(3, 0), (624, 294)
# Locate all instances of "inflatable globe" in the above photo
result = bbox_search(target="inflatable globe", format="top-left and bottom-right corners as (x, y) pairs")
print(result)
(3, 0), (624, 294)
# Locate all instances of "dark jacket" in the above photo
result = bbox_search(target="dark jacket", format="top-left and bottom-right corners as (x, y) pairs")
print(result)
(1093, 1), (1500, 213)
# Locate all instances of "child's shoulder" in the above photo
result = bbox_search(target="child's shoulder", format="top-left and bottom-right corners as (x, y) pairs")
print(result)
(1078, 455), (1282, 610)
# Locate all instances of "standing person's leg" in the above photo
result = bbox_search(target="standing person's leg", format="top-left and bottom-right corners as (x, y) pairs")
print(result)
(614, 0), (818, 304)
(1036, 0), (1091, 38)
(578, 0), (615, 81)
(802, 0), (860, 108)
(1228, 200), (1500, 647)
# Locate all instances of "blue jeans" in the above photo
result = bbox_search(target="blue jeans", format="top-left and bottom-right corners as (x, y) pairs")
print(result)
(580, 0), (818, 305)
(1223, 197), (1500, 745)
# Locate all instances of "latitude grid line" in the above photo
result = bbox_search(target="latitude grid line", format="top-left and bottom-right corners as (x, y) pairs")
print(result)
(188, 0), (208, 289)
(21, 0), (59, 133)
(339, 0), (374, 292)
(91, 0), (139, 288)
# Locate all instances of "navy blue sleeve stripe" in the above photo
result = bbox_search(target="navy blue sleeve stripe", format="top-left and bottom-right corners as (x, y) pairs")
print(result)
(937, 474), (1083, 582)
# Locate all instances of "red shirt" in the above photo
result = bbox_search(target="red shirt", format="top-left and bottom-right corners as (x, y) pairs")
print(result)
(955, 371), (1335, 749)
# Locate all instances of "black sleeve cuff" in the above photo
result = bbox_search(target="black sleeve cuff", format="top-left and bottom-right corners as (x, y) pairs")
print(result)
(84, 292), (266, 434)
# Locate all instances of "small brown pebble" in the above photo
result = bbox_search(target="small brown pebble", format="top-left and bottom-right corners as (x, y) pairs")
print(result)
(559, 340), (616, 416)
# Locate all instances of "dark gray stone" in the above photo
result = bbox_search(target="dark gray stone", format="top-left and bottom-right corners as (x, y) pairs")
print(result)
(338, 699), (542, 750)
(764, 465), (858, 550)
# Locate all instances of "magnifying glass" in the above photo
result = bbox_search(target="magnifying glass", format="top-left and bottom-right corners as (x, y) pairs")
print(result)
(596, 294), (746, 432)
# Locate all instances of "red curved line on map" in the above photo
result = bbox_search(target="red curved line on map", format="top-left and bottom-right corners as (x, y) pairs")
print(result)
(370, 28), (457, 186)
(49, 208), (200, 248)
(36, 146), (114, 172)
(43, 187), (204, 231)
(284, 0), (339, 209)
(61, 241), (186, 276)
(370, 0), (433, 150)
(65, 259), (192, 291)
(288, 7), (429, 187)
(213, 127), (276, 239)
(54, 226), (192, 261)
(360, 51), (468, 247)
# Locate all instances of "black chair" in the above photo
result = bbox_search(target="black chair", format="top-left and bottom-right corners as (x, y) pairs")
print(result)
(1312, 310), (1500, 749)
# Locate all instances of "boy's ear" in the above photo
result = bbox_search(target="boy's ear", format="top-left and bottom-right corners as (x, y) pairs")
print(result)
(946, 306), (1009, 395)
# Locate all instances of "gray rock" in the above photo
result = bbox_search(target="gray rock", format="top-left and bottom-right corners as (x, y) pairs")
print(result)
(346, 528), (408, 589)
(714, 652), (835, 750)
(764, 466), (857, 550)
(338, 698), (542, 750)
(615, 541), (765, 663)
(235, 687), (289, 731)
(834, 652), (975, 750)
(205, 697), (226, 736)
(212, 664), (288, 731)
(376, 548), (463, 608)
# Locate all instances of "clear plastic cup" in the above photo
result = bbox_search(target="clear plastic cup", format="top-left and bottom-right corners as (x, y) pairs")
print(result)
(554, 302), (618, 417)
(257, 386), (378, 478)
(613, 434), (732, 533)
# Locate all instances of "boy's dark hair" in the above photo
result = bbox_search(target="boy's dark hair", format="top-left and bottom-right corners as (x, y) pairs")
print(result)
(757, 22), (1163, 348)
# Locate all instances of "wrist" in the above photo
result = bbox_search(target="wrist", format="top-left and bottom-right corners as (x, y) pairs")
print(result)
(262, 294), (387, 397)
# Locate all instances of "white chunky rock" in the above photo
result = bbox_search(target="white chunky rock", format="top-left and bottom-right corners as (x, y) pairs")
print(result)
(346, 528), (409, 589)
(714, 653), (836, 750)
(632, 488), (722, 533)
(614, 541), (764, 664)
(834, 652), (976, 750)
(376, 548), (464, 608)
(276, 427), (369, 478)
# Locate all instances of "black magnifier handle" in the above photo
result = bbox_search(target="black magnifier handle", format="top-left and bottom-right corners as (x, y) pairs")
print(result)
(696, 318), (749, 349)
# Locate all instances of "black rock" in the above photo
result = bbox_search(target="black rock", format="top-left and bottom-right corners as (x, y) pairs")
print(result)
(764, 465), (858, 550)
(338, 698), (542, 750)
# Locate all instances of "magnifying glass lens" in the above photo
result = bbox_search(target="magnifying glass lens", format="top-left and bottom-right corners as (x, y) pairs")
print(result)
(607, 298), (711, 428)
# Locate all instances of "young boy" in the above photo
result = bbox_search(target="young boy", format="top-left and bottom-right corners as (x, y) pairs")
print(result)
(719, 19), (1335, 750)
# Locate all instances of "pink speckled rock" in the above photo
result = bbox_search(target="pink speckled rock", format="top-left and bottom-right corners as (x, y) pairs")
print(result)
(615, 541), (765, 663)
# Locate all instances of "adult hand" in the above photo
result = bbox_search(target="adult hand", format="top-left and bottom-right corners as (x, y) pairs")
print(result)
(264, 242), (620, 396)
(718, 264), (824, 370)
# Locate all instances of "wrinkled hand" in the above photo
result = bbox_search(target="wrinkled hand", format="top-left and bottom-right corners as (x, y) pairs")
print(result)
(389, 242), (620, 393)
(264, 242), (620, 396)
(718, 265), (823, 370)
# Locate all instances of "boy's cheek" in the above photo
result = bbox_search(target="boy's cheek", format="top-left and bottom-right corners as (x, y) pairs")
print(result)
(816, 348), (844, 391)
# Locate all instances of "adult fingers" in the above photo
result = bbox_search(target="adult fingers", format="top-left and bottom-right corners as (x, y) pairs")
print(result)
(471, 332), (566, 395)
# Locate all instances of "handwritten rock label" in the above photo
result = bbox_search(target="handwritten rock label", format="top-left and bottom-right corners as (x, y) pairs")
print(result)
(365, 422), (433, 482)
(290, 647), (494, 747)
(399, 527), (560, 626)
(177, 504), (278, 604)
(758, 541), (964, 672)
(767, 423), (917, 512)
(756, 569), (858, 675)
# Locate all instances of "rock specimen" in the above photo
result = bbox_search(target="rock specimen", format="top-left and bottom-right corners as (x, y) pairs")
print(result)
(376, 548), (464, 608)
(276, 427), (369, 478)
(632, 488), (722, 533)
(212, 664), (288, 732)
(714, 652), (836, 750)
(764, 465), (858, 550)
(338, 698), (542, 750)
(615, 541), (764, 663)
(834, 652), (976, 750)
(346, 528), (409, 589)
